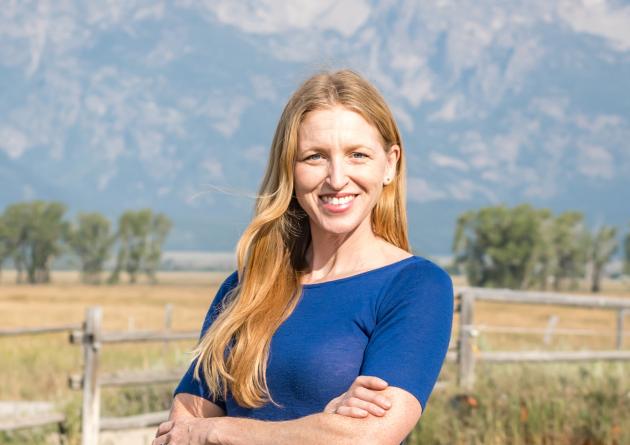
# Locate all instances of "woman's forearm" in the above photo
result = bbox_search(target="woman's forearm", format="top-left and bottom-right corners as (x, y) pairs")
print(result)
(214, 412), (379, 445)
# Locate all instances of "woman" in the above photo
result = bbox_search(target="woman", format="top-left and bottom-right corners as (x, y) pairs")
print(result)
(154, 69), (453, 445)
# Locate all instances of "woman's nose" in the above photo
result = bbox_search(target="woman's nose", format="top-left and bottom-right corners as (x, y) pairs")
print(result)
(326, 158), (349, 190)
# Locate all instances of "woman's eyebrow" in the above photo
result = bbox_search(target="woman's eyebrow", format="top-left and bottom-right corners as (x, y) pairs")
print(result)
(300, 144), (377, 152)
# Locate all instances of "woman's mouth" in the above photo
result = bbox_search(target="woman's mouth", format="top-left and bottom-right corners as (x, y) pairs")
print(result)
(319, 194), (357, 213)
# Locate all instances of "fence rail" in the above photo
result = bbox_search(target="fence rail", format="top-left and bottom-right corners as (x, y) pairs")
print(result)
(0, 324), (81, 337)
(69, 368), (189, 389)
(457, 286), (630, 309)
(0, 401), (67, 435)
(0, 411), (67, 432)
(475, 324), (630, 337)
(70, 330), (197, 344)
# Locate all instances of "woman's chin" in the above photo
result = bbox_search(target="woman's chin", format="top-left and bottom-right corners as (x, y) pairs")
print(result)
(311, 219), (365, 237)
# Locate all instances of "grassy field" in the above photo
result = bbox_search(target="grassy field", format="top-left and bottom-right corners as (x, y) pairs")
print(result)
(0, 270), (629, 444)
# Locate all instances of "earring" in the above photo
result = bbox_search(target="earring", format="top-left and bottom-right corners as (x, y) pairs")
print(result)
(384, 177), (391, 184)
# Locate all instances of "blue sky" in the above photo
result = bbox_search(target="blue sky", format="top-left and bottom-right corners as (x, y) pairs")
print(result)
(1, 0), (629, 255)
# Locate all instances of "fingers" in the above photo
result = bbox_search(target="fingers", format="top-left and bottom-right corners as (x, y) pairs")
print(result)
(330, 376), (393, 419)
(155, 420), (174, 437)
(351, 385), (392, 411)
(353, 375), (389, 390)
(335, 405), (370, 418)
(332, 375), (393, 419)
(151, 433), (171, 445)
(323, 394), (343, 414)
(341, 396), (389, 417)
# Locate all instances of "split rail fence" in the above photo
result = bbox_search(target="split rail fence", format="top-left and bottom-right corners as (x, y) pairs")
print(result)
(67, 306), (198, 445)
(454, 287), (630, 389)
(2, 287), (630, 445)
(0, 324), (79, 438)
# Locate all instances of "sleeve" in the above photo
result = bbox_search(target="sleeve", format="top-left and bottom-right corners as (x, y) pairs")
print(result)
(358, 261), (454, 410)
(172, 270), (239, 411)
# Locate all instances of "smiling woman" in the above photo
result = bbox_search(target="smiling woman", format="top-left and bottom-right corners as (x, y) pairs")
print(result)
(153, 69), (454, 445)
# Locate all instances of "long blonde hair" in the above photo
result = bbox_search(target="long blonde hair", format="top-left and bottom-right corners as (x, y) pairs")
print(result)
(192, 69), (409, 408)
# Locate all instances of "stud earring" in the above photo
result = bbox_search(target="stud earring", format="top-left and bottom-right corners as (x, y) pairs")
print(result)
(384, 177), (390, 184)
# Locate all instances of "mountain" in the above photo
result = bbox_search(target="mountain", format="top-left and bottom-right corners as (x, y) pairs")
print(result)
(1, 0), (629, 255)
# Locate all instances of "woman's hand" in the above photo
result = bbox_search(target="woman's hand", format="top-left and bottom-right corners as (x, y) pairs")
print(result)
(153, 417), (221, 445)
(324, 375), (392, 418)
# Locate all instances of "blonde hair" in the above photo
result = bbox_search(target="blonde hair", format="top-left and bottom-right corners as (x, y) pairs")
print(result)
(192, 69), (409, 408)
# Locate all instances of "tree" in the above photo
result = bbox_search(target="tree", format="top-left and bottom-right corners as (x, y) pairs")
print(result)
(66, 212), (115, 284)
(453, 204), (544, 289)
(109, 209), (172, 284)
(549, 212), (589, 291)
(2, 201), (68, 284)
(2, 203), (31, 283)
(0, 214), (12, 281)
(522, 209), (554, 290)
(143, 213), (172, 283)
(587, 225), (618, 293)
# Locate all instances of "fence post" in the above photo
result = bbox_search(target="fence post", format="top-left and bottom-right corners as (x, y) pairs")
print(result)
(543, 315), (558, 345)
(617, 309), (627, 350)
(457, 292), (476, 390)
(163, 304), (173, 358)
(81, 307), (102, 445)
(164, 304), (173, 332)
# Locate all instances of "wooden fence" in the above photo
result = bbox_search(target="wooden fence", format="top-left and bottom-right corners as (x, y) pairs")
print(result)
(0, 324), (80, 438)
(67, 306), (198, 445)
(2, 287), (630, 444)
(454, 287), (630, 389)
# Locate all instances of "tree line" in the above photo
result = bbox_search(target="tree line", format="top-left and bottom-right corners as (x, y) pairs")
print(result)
(0, 201), (172, 284)
(2, 200), (629, 291)
(452, 204), (629, 292)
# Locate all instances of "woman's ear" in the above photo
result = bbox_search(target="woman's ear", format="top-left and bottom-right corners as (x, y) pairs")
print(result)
(385, 144), (400, 183)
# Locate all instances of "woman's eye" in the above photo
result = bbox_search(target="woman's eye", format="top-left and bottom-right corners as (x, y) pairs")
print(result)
(351, 152), (368, 159)
(305, 153), (323, 161)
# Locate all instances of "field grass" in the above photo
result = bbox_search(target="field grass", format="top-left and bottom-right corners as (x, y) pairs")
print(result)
(0, 270), (629, 444)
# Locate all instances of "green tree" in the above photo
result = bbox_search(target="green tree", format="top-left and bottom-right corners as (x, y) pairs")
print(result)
(2, 201), (68, 284)
(109, 209), (172, 284)
(453, 204), (544, 289)
(3, 203), (31, 283)
(0, 214), (12, 281)
(523, 209), (554, 290)
(66, 212), (115, 284)
(549, 212), (589, 291)
(143, 213), (172, 283)
(587, 225), (618, 293)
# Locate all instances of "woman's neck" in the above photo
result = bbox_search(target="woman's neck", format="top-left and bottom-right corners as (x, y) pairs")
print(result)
(303, 218), (384, 283)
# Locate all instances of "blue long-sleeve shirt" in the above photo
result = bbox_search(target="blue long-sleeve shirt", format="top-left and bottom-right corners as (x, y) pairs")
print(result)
(174, 255), (454, 421)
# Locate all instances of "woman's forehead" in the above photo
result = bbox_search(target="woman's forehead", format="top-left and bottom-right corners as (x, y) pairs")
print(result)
(298, 106), (383, 149)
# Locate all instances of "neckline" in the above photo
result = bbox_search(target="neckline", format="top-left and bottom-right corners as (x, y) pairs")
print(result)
(300, 255), (418, 289)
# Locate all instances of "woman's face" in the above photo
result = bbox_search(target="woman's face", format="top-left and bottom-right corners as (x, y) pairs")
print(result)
(294, 105), (399, 238)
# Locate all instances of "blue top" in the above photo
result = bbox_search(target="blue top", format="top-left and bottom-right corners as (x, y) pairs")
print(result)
(174, 255), (454, 421)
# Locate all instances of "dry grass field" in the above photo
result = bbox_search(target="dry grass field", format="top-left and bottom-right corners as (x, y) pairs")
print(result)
(1, 270), (629, 444)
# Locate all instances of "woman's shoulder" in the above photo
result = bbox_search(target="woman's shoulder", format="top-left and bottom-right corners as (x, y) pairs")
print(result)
(396, 255), (452, 284)
(386, 255), (454, 309)
(376, 242), (451, 286)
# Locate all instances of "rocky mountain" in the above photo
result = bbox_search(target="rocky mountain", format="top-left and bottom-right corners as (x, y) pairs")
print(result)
(1, 0), (629, 255)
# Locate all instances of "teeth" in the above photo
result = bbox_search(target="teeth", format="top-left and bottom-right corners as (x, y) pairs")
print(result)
(321, 195), (355, 205)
